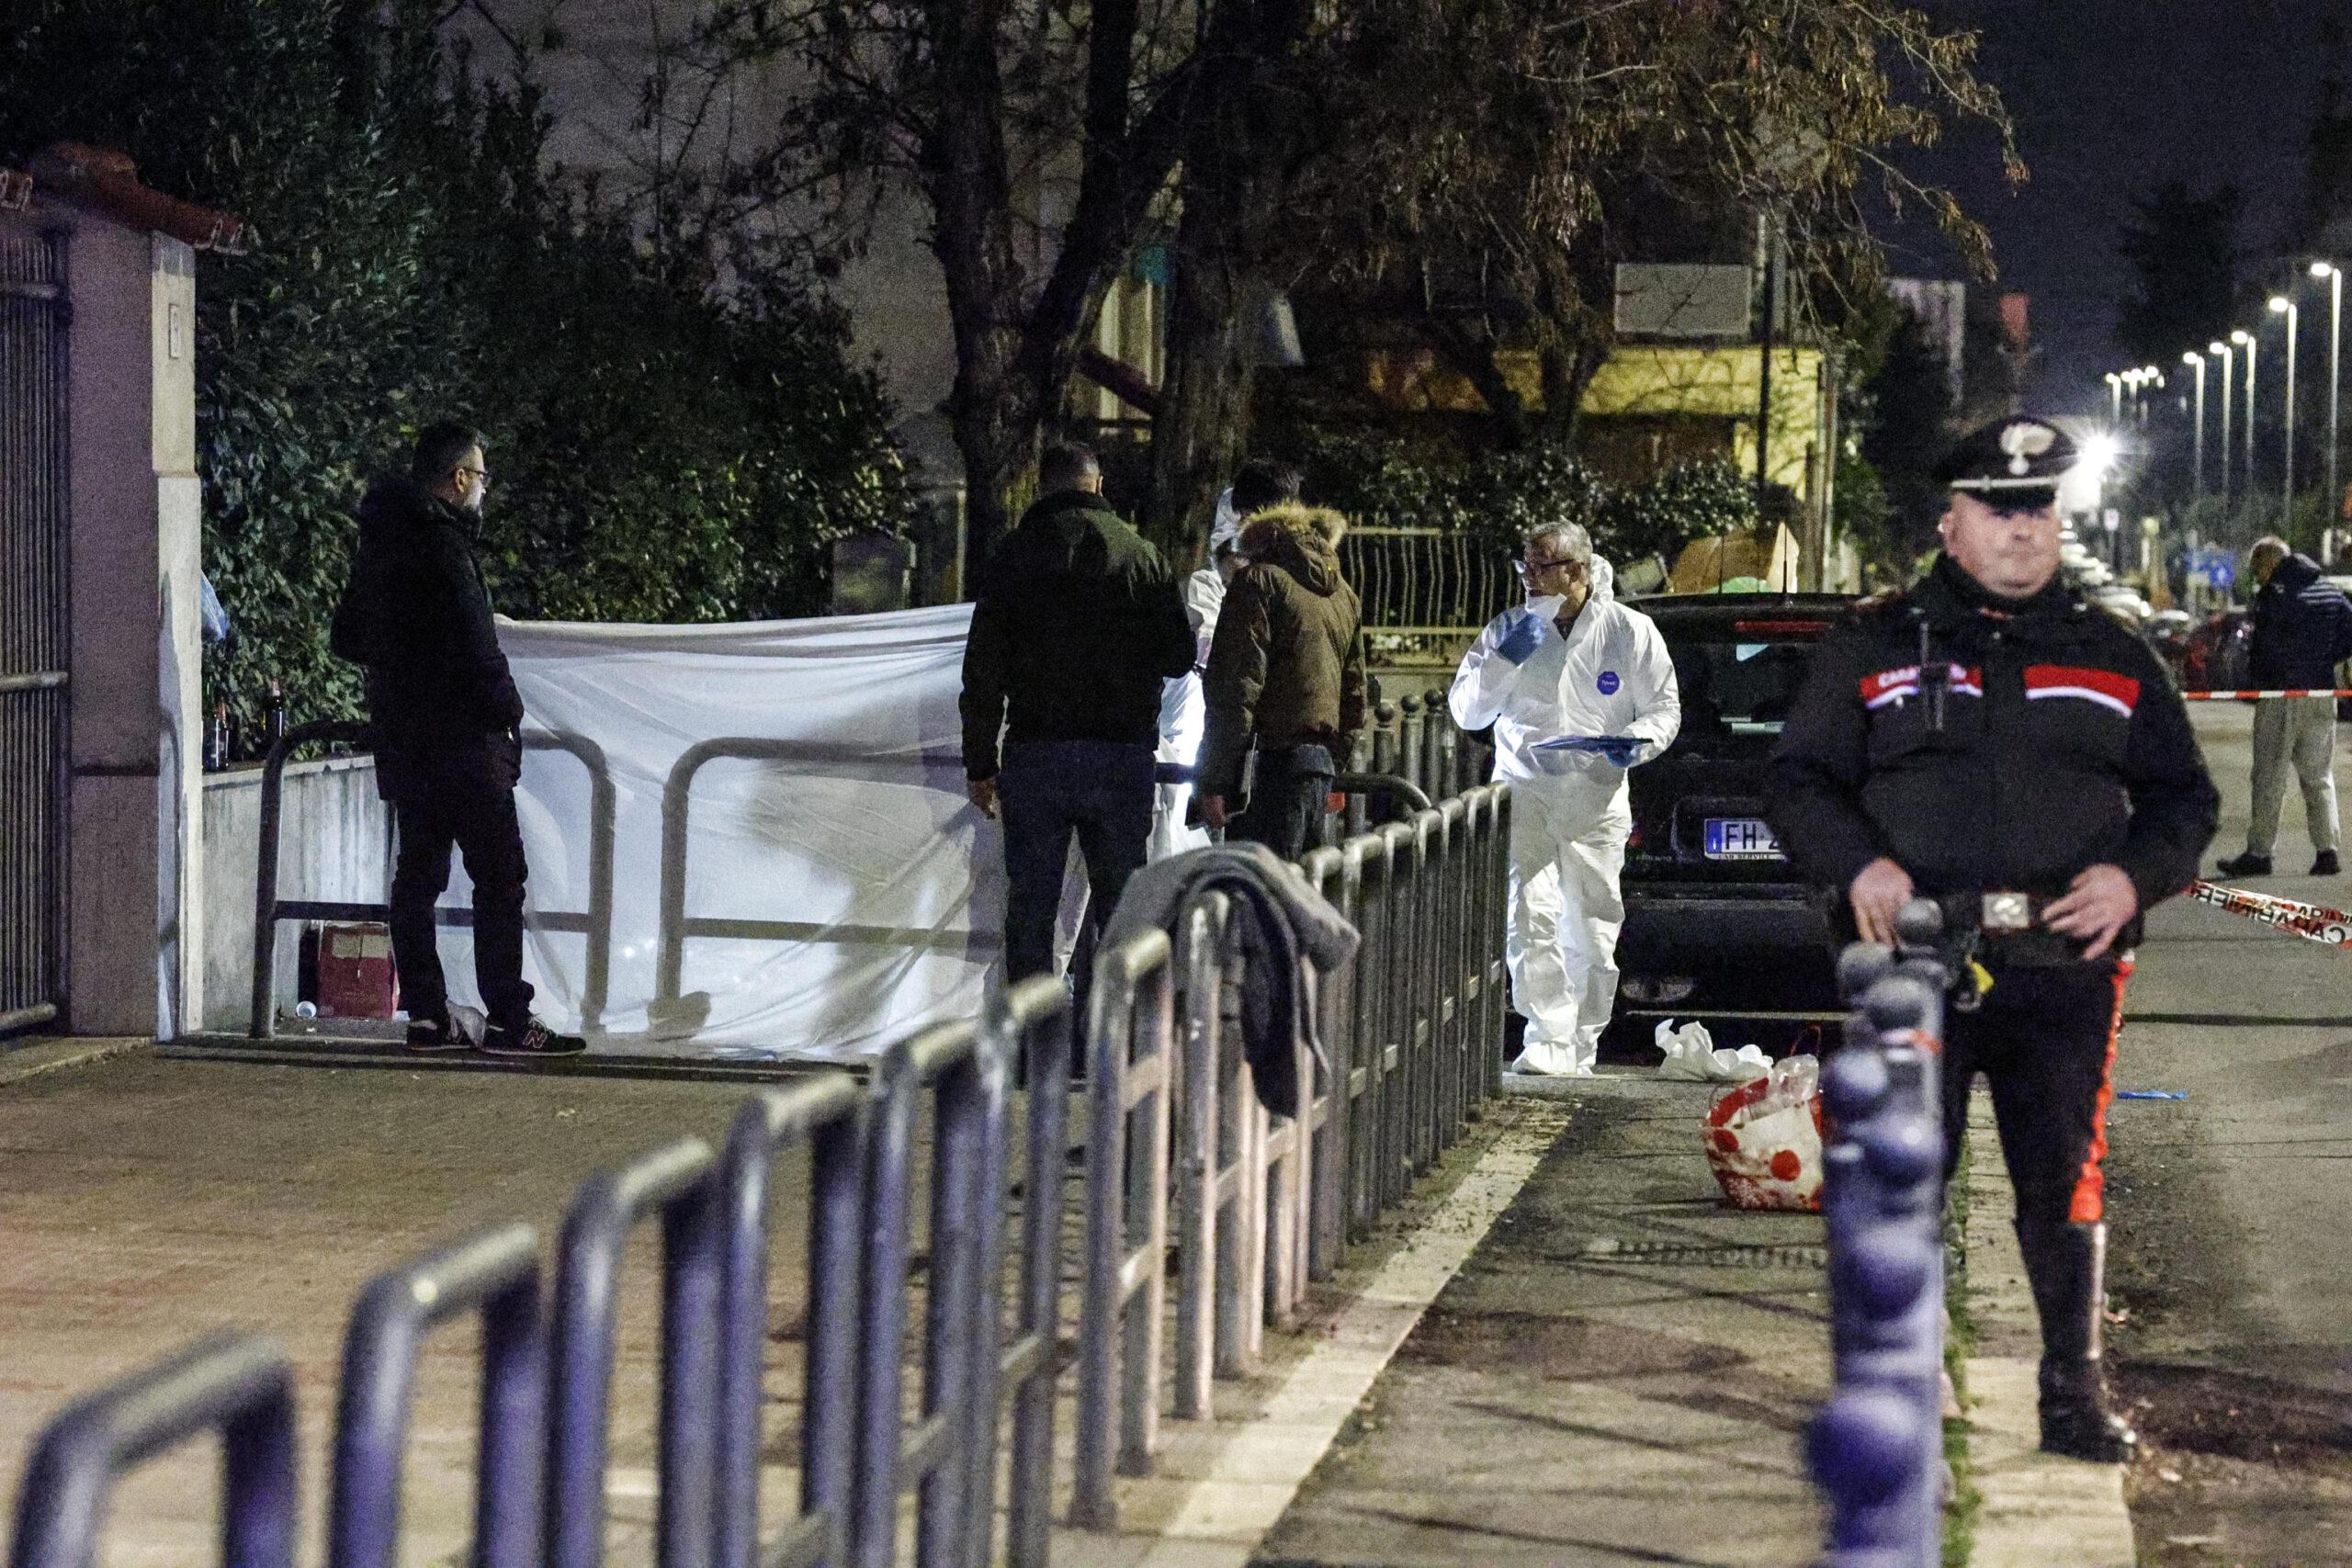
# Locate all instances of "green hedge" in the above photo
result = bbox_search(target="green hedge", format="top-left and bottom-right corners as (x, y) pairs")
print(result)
(1290, 431), (1759, 568)
(1, 0), (909, 754)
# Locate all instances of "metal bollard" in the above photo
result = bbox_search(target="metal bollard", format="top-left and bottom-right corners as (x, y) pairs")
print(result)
(1396, 695), (1425, 795)
(1344, 732), (1370, 840)
(332, 1224), (547, 1568)
(10, 1333), (299, 1568)
(1421, 688), (1451, 799)
(1368, 703), (1400, 820)
(1809, 898), (1948, 1567)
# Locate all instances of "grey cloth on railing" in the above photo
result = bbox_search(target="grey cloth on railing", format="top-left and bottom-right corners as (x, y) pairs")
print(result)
(1102, 840), (1359, 1118)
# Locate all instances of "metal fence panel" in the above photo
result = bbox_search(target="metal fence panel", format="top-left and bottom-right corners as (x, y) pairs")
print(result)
(547, 1138), (725, 1568)
(9, 1334), (298, 1568)
(716, 1075), (866, 1568)
(0, 228), (69, 1034)
(331, 1224), (547, 1568)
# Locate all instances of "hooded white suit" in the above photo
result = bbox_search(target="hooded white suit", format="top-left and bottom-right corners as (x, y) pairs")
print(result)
(1449, 558), (1680, 1075)
(1148, 490), (1245, 861)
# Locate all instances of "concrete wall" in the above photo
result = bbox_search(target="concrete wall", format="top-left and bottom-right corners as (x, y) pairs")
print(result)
(199, 757), (389, 1034)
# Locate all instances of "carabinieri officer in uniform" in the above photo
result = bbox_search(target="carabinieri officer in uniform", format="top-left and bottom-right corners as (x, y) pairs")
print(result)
(1770, 416), (2219, 1461)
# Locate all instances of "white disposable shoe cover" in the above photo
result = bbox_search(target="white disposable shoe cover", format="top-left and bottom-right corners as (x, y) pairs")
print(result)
(1510, 1036), (1599, 1077)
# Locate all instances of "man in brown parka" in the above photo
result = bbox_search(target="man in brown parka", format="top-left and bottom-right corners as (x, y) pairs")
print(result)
(1196, 502), (1369, 858)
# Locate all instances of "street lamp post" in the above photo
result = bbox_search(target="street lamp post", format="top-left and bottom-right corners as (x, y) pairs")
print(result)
(2234, 328), (2258, 513)
(2271, 294), (2300, 523)
(2106, 371), (2123, 425)
(2211, 340), (2235, 511)
(2184, 352), (2208, 497)
(2313, 260), (2343, 558)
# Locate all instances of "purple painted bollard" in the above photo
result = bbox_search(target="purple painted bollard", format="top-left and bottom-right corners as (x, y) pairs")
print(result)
(1810, 899), (1948, 1567)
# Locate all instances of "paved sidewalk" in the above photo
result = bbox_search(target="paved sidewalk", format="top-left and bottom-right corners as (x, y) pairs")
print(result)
(1255, 1072), (1833, 1568)
(1960, 1091), (2138, 1568)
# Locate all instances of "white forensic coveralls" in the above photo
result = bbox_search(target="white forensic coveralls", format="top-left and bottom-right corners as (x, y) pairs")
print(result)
(1449, 558), (1680, 1076)
(1147, 491), (1240, 862)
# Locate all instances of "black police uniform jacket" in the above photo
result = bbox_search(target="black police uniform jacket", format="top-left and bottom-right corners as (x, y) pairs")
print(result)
(1768, 556), (2219, 952)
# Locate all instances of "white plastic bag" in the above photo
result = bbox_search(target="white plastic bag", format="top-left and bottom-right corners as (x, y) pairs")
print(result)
(1653, 1018), (1771, 1083)
(1703, 1055), (1825, 1212)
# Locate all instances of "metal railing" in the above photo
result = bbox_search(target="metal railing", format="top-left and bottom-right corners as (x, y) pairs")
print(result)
(656, 739), (993, 1012)
(0, 228), (72, 1038)
(1808, 903), (1950, 1567)
(1068, 780), (1510, 1529)
(20, 714), (1512, 1568)
(1340, 526), (1515, 666)
(9, 1334), (300, 1568)
(246, 720), (616, 1037)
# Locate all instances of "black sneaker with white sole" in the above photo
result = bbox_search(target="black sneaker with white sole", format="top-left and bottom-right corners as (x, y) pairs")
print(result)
(478, 1017), (588, 1058)
(405, 1011), (470, 1053)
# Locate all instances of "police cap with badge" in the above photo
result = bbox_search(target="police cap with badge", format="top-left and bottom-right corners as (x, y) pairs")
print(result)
(1935, 417), (2078, 510)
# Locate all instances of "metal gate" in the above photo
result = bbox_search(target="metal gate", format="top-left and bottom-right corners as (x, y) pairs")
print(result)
(1, 228), (69, 1035)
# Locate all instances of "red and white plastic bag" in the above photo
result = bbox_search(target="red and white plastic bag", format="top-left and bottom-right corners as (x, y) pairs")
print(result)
(1703, 1055), (1825, 1212)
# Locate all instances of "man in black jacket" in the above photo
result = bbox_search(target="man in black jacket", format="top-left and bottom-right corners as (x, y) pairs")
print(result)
(1770, 417), (2219, 1463)
(2214, 536), (2351, 877)
(961, 442), (1196, 984)
(331, 422), (584, 1057)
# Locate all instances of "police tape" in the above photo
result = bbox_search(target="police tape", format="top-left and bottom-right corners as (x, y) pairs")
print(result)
(2180, 689), (2352, 700)
(2185, 881), (2352, 947)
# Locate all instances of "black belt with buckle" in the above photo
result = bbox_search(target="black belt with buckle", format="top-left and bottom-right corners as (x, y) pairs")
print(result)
(1941, 890), (2084, 966)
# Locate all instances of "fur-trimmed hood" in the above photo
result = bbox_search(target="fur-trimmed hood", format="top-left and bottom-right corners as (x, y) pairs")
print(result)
(1238, 503), (1349, 597)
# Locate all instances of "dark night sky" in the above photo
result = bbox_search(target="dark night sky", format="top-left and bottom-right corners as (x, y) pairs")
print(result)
(1893, 0), (2339, 413)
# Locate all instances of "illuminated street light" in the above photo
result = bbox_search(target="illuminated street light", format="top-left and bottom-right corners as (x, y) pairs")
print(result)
(2078, 429), (2123, 478)
(2272, 294), (2300, 519)
(2105, 370), (2123, 424)
(2210, 340), (2235, 509)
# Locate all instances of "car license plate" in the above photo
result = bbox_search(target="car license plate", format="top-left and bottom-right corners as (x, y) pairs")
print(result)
(1703, 817), (1783, 861)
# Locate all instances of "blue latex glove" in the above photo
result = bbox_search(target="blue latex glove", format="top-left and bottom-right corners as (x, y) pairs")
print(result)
(1496, 609), (1545, 665)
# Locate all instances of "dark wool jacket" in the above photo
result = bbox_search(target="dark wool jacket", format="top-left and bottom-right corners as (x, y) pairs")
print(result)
(1197, 505), (1369, 799)
(330, 475), (525, 751)
(959, 489), (1195, 780)
(1769, 556), (2219, 954)
(2248, 552), (2352, 690)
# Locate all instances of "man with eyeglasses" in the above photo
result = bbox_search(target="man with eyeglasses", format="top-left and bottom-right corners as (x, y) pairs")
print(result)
(332, 420), (585, 1058)
(1450, 522), (1680, 1076)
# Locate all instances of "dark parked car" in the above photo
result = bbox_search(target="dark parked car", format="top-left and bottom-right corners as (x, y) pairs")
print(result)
(1611, 593), (1857, 1051)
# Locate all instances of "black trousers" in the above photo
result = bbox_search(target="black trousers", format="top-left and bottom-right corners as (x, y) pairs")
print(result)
(1938, 955), (2128, 1228)
(1226, 744), (1335, 862)
(999, 739), (1159, 984)
(385, 732), (534, 1031)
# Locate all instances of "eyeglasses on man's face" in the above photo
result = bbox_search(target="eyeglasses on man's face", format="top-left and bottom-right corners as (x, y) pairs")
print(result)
(457, 465), (491, 488)
(1515, 556), (1585, 577)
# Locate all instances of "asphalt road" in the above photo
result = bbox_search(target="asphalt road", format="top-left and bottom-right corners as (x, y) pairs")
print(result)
(2101, 703), (2352, 1565)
